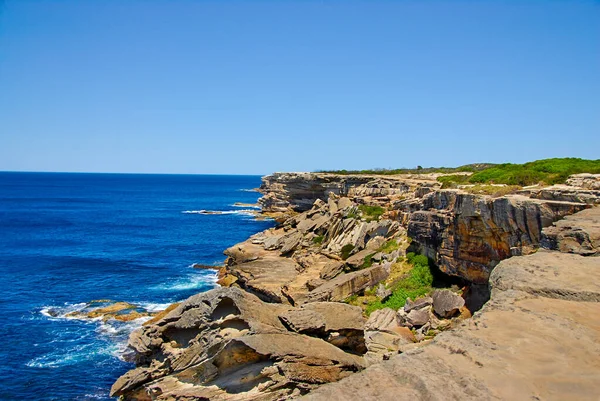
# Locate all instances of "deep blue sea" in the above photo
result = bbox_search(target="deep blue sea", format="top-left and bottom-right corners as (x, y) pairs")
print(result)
(0, 172), (273, 400)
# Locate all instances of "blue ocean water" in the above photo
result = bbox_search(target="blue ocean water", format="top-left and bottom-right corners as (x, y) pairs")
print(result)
(0, 172), (273, 400)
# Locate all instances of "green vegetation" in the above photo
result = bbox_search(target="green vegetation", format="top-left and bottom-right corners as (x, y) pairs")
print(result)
(463, 184), (521, 197)
(358, 204), (385, 222)
(340, 244), (355, 260)
(319, 163), (495, 175)
(312, 235), (324, 244)
(322, 158), (600, 187)
(378, 239), (401, 254)
(365, 252), (434, 315)
(361, 253), (376, 269)
(346, 209), (359, 220)
(437, 158), (600, 187)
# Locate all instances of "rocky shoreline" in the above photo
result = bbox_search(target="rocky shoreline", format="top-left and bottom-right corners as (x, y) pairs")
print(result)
(111, 172), (599, 400)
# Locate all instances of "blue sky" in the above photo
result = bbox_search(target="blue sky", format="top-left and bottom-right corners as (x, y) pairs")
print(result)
(1, 1), (598, 174)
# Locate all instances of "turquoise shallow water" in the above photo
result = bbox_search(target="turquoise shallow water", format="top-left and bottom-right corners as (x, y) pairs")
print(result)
(0, 172), (273, 400)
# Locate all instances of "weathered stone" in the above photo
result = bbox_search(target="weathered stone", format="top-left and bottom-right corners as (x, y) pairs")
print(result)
(280, 231), (303, 255)
(319, 260), (345, 280)
(405, 308), (430, 327)
(375, 283), (392, 301)
(432, 289), (465, 318)
(405, 191), (590, 283)
(403, 296), (433, 313)
(566, 173), (600, 190)
(541, 206), (599, 255)
(306, 264), (389, 303)
(112, 287), (366, 400)
(303, 236), (600, 401)
(279, 309), (326, 334)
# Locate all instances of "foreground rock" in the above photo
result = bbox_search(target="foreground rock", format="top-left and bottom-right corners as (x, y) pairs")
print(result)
(111, 287), (365, 400)
(303, 246), (600, 400)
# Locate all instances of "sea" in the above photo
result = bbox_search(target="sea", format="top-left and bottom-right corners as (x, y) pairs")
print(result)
(0, 172), (274, 400)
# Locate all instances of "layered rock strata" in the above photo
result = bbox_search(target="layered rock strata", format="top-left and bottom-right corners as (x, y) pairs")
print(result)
(111, 287), (367, 400)
(303, 208), (600, 400)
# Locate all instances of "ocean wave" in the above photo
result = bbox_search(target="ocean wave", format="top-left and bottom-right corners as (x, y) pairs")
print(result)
(136, 301), (174, 312)
(33, 302), (154, 368)
(151, 272), (218, 291)
(40, 302), (88, 319)
(182, 209), (258, 216)
(26, 342), (109, 368)
(238, 188), (259, 192)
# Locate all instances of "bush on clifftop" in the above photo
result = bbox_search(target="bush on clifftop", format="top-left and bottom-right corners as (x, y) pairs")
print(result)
(438, 158), (600, 187)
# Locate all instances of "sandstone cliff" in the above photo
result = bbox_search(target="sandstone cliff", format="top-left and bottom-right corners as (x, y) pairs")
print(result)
(304, 207), (600, 400)
(113, 171), (600, 400)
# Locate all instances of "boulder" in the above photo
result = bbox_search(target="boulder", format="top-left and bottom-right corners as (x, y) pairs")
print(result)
(279, 309), (326, 334)
(375, 284), (392, 301)
(432, 289), (465, 318)
(306, 264), (389, 303)
(405, 308), (430, 327)
(363, 308), (415, 365)
(319, 260), (345, 280)
(280, 231), (303, 255)
(403, 296), (433, 313)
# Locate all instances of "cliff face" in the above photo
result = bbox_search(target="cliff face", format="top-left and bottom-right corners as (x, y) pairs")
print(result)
(258, 172), (441, 216)
(259, 173), (593, 284)
(403, 191), (588, 283)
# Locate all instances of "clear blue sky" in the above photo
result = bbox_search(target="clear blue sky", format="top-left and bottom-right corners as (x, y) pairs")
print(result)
(1, 1), (598, 174)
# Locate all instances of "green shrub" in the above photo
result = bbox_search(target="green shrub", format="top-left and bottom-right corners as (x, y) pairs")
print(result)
(378, 239), (400, 254)
(366, 252), (434, 315)
(312, 235), (324, 244)
(346, 209), (359, 220)
(340, 244), (355, 260)
(436, 158), (600, 187)
(361, 253), (376, 269)
(358, 205), (385, 222)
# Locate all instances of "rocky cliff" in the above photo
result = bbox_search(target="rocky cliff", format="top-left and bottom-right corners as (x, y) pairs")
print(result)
(112, 171), (600, 400)
(304, 207), (600, 400)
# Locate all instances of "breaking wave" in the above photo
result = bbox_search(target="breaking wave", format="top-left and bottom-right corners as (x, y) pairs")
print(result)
(182, 209), (257, 216)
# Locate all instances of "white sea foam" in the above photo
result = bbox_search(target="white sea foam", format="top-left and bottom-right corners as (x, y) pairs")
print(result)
(182, 209), (257, 216)
(238, 188), (259, 192)
(151, 272), (218, 291)
(231, 203), (261, 209)
(40, 302), (88, 319)
(26, 343), (104, 368)
(137, 301), (173, 312)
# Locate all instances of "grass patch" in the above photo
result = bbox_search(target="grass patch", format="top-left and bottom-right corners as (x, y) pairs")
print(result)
(312, 235), (324, 244)
(365, 252), (434, 315)
(318, 163), (495, 175)
(358, 204), (385, 222)
(346, 209), (359, 220)
(340, 244), (355, 260)
(437, 158), (600, 187)
(361, 253), (376, 269)
(378, 239), (401, 254)
(463, 185), (521, 197)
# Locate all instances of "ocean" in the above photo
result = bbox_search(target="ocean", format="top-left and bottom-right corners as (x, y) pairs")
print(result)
(0, 172), (274, 400)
